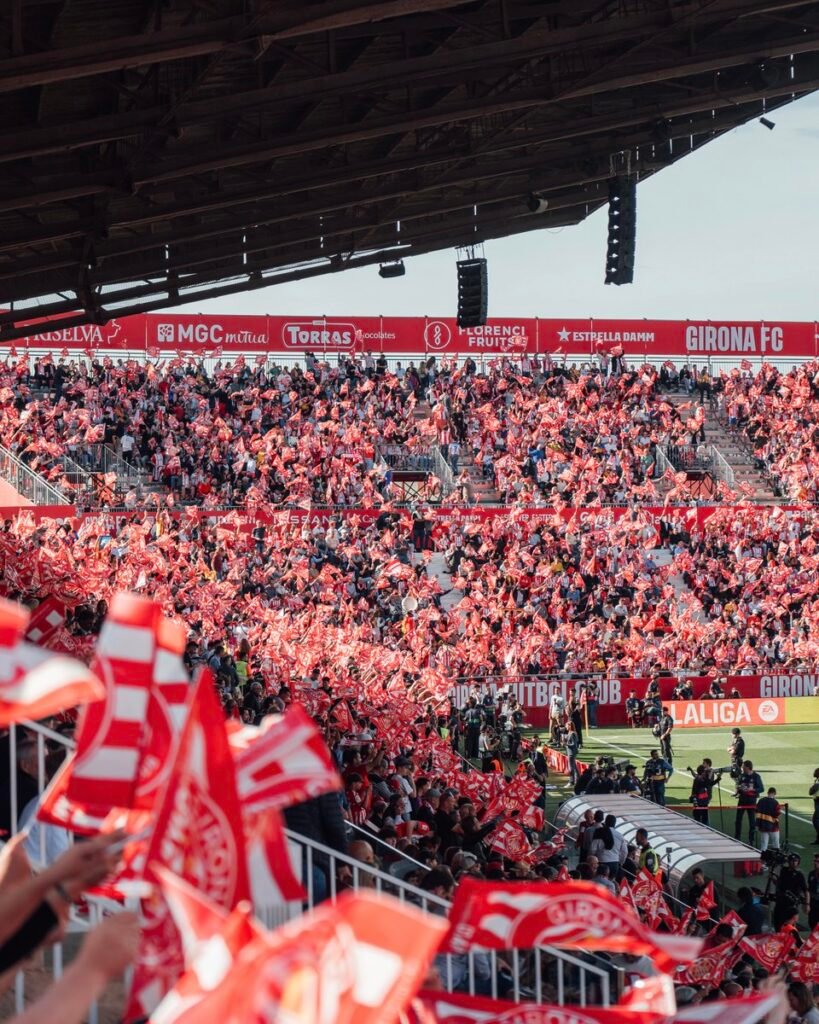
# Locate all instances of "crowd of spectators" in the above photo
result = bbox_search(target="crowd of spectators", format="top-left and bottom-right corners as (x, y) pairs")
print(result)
(0, 352), (717, 511)
(715, 361), (819, 503)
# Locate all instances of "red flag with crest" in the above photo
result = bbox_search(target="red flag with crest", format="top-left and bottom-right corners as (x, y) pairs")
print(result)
(789, 925), (819, 982)
(0, 598), (104, 726)
(443, 880), (701, 972)
(126, 667), (250, 1022)
(738, 930), (796, 972)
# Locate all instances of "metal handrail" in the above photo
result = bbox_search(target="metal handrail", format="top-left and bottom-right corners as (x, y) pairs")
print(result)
(0, 443), (69, 505)
(431, 444), (456, 494)
(708, 445), (735, 487)
(281, 828), (616, 1007)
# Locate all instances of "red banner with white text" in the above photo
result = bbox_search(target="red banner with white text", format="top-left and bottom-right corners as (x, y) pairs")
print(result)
(8, 313), (819, 359)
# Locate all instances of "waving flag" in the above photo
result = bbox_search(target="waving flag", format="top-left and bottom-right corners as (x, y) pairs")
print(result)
(489, 820), (532, 862)
(233, 704), (341, 814)
(68, 593), (159, 809)
(134, 615), (189, 810)
(127, 668), (250, 1022)
(407, 991), (663, 1024)
(738, 930), (795, 972)
(693, 880), (717, 921)
(443, 880), (701, 973)
(150, 867), (261, 1024)
(180, 891), (446, 1024)
(789, 925), (819, 982)
(674, 939), (742, 988)
(0, 598), (104, 726)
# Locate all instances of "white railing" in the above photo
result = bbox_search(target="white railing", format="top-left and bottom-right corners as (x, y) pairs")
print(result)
(5, 720), (616, 1013)
(0, 444), (69, 506)
(709, 445), (736, 487)
(653, 445), (673, 480)
(431, 444), (456, 494)
(280, 828), (617, 1007)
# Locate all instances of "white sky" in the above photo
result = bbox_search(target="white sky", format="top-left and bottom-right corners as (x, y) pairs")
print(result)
(178, 92), (819, 322)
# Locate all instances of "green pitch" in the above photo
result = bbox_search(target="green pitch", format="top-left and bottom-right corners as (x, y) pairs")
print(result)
(547, 725), (819, 851)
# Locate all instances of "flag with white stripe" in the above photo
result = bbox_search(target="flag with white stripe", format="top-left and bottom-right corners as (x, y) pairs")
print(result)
(0, 597), (104, 726)
(67, 592), (159, 809)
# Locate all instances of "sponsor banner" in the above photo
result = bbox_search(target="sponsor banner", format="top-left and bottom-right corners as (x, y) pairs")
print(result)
(623, 672), (819, 702)
(669, 698), (787, 728)
(9, 314), (819, 358)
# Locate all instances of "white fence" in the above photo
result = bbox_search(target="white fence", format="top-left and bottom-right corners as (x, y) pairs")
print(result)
(4, 720), (619, 1016)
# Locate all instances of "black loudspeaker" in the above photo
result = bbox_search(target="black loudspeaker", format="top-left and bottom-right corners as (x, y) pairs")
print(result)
(456, 258), (488, 328)
(604, 177), (636, 285)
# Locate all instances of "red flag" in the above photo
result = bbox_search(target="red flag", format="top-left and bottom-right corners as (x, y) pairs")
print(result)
(740, 359), (752, 371)
(408, 990), (664, 1024)
(674, 939), (742, 988)
(182, 891), (447, 1024)
(36, 754), (115, 835)
(518, 805), (544, 832)
(693, 879), (717, 921)
(443, 880), (701, 973)
(0, 598), (104, 726)
(676, 993), (784, 1024)
(233, 704), (341, 814)
(134, 616), (189, 809)
(150, 867), (261, 1024)
(739, 930), (796, 972)
(789, 925), (819, 982)
(489, 820), (532, 861)
(68, 593), (159, 809)
(631, 866), (662, 908)
(24, 596), (66, 646)
(332, 699), (354, 732)
(245, 808), (305, 905)
(127, 668), (250, 1021)
(483, 775), (540, 820)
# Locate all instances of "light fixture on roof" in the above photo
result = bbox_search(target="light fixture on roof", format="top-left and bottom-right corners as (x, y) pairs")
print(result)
(378, 260), (405, 278)
(759, 117), (775, 130)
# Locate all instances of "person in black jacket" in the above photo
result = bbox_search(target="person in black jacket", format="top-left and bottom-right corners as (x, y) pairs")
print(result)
(283, 792), (348, 903)
(736, 886), (767, 936)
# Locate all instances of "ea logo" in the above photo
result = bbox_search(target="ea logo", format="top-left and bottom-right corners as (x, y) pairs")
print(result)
(758, 700), (780, 723)
(424, 320), (451, 351)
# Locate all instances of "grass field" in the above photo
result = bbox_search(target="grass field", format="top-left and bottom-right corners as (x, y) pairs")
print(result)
(542, 725), (819, 852)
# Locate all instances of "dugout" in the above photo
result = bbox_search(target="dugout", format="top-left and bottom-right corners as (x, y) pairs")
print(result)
(555, 794), (760, 896)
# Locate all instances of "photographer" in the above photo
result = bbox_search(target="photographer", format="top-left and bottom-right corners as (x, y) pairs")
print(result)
(773, 852), (808, 930)
(657, 705), (674, 764)
(810, 767), (819, 844)
(644, 748), (672, 806)
(728, 728), (745, 778)
(734, 760), (764, 845)
(690, 764), (716, 825)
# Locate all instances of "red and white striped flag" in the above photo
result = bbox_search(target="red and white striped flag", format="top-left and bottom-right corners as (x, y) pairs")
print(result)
(24, 596), (66, 646)
(134, 616), (190, 810)
(233, 704), (341, 814)
(68, 593), (159, 809)
(0, 598), (104, 726)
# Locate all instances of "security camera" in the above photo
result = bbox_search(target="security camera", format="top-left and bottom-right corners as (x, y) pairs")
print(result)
(526, 194), (549, 214)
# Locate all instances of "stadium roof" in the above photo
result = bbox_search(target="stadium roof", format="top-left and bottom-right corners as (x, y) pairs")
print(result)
(2, 0), (819, 341)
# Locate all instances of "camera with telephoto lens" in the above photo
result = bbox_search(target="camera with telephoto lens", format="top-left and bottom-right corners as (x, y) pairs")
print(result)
(760, 842), (791, 870)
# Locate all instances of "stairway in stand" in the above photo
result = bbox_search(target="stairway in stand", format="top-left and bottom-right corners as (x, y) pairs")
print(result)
(662, 391), (777, 502)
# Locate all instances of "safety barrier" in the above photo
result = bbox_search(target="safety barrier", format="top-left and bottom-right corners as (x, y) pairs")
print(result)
(278, 828), (619, 1007)
(0, 444), (68, 506)
(3, 721), (618, 1013)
